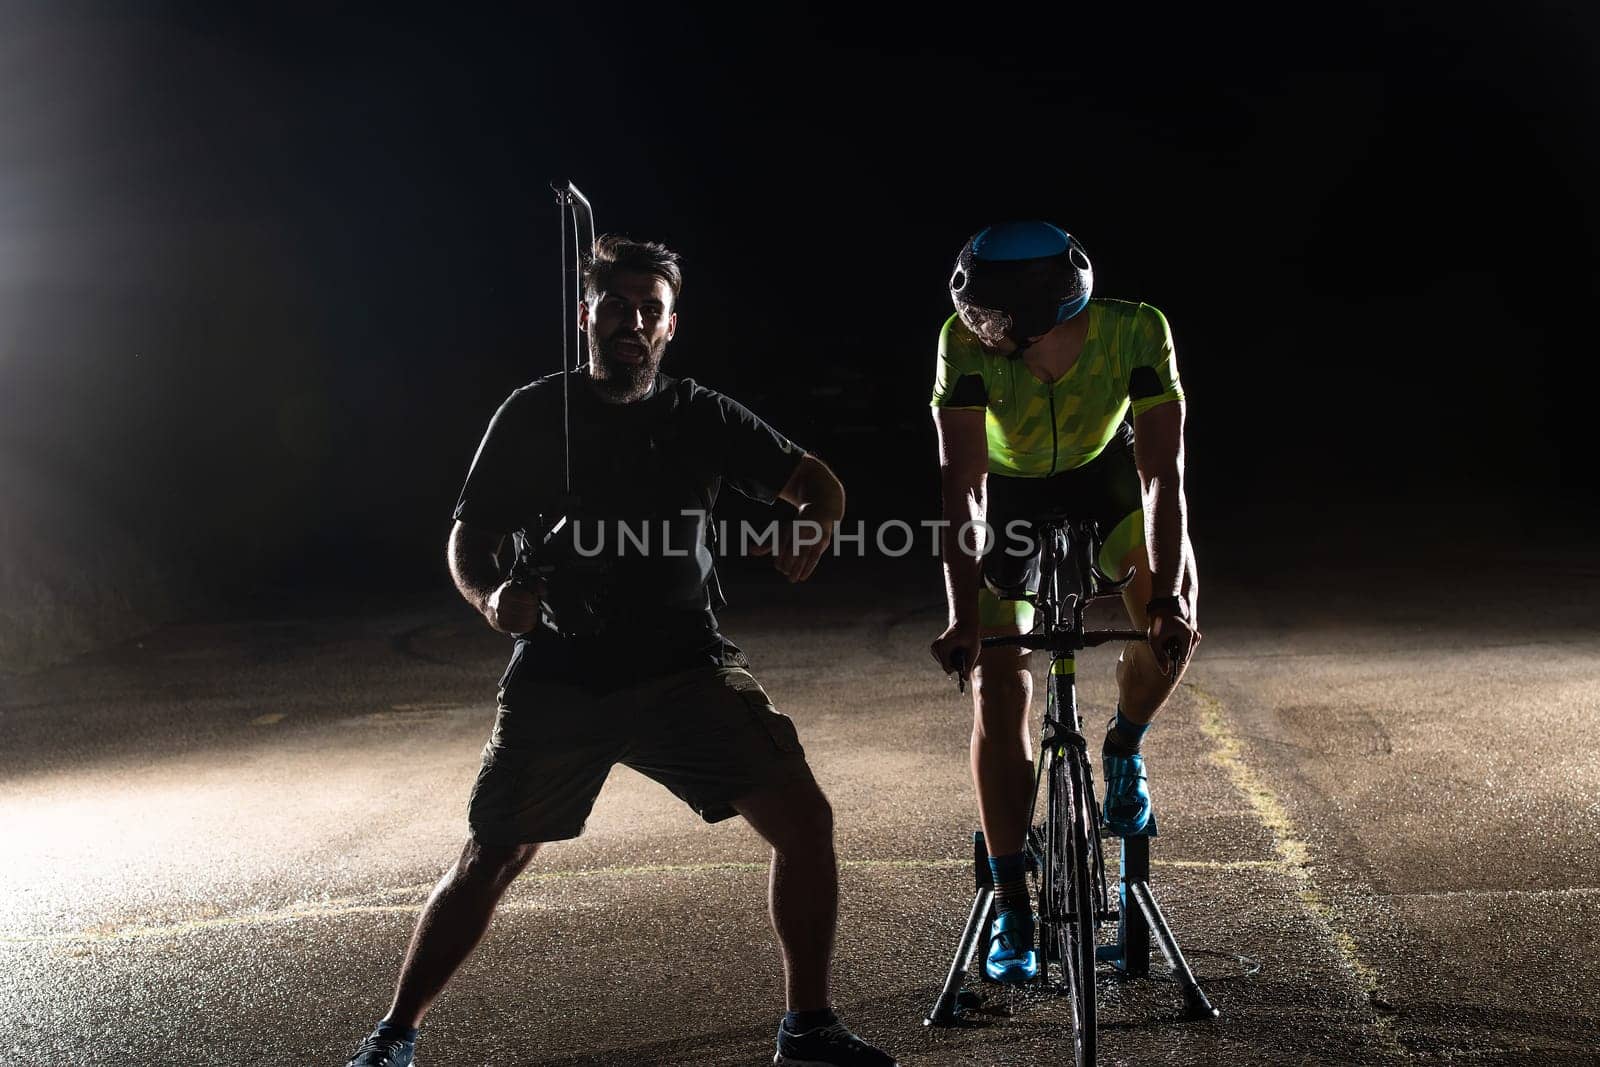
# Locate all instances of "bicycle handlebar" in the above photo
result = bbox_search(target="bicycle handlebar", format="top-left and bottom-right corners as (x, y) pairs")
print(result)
(983, 628), (1147, 652)
(946, 518), (1190, 692)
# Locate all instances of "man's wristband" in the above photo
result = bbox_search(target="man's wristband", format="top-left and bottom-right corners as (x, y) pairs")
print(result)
(1146, 595), (1189, 623)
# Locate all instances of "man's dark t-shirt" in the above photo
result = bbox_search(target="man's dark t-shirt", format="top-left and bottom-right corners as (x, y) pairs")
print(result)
(453, 369), (804, 695)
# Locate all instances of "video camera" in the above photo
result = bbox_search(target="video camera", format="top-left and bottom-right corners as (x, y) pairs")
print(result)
(507, 517), (610, 639)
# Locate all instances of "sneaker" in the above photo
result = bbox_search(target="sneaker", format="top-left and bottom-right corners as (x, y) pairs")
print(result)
(774, 1020), (898, 1066)
(343, 1028), (416, 1067)
(1102, 750), (1152, 836)
(983, 909), (1039, 983)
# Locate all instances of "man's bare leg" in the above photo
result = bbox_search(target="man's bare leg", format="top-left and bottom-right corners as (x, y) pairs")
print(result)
(384, 838), (540, 1028)
(1115, 536), (1200, 721)
(734, 774), (837, 1011)
(736, 774), (899, 1064)
(968, 618), (1043, 983)
(1101, 538), (1200, 834)
(970, 640), (1034, 857)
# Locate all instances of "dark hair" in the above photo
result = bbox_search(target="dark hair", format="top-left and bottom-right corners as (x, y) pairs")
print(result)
(583, 234), (684, 306)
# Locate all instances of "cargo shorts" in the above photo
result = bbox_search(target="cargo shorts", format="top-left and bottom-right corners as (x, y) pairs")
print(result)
(466, 665), (811, 845)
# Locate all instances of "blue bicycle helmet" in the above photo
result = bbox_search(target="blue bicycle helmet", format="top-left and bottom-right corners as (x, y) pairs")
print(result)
(950, 221), (1093, 349)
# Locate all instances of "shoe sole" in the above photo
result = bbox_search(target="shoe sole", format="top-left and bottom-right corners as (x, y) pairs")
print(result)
(775, 1058), (900, 1066)
(985, 966), (1039, 984)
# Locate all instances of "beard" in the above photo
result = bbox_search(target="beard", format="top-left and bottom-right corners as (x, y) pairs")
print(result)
(588, 329), (666, 403)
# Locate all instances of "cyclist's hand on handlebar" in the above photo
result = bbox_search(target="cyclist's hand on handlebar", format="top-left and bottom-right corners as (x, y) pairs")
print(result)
(486, 578), (543, 636)
(1148, 608), (1200, 676)
(931, 623), (981, 691)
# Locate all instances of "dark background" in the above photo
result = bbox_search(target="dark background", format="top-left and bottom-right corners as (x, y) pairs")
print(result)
(1, 1), (1594, 629)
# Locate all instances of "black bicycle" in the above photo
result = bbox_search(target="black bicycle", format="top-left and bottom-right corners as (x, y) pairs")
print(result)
(926, 517), (1217, 1064)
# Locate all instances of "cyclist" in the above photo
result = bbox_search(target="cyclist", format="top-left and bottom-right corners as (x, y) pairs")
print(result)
(928, 221), (1200, 984)
(340, 236), (896, 1067)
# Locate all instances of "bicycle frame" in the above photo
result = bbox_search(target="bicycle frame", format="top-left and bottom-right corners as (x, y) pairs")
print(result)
(989, 518), (1142, 923)
(1032, 521), (1132, 1062)
(1027, 519), (1137, 893)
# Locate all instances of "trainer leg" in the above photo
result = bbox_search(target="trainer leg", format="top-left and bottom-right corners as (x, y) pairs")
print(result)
(735, 773), (837, 1012)
(384, 837), (540, 1027)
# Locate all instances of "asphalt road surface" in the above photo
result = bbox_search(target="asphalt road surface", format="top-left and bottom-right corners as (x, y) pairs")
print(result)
(2, 549), (1597, 1065)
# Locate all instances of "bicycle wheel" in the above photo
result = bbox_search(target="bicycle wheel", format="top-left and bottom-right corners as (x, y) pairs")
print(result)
(1047, 749), (1098, 1066)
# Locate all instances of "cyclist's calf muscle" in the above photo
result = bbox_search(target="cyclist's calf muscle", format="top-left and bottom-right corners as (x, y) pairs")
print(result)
(1115, 539), (1199, 723)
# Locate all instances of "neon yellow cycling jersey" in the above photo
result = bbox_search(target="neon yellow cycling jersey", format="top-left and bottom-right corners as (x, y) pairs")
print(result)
(930, 299), (1183, 476)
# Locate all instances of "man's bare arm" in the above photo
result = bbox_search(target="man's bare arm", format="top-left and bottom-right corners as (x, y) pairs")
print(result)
(929, 408), (988, 678)
(933, 408), (988, 630)
(448, 520), (539, 634)
(777, 453), (846, 515)
(1130, 400), (1188, 602)
(1131, 399), (1200, 673)
(448, 521), (505, 614)
(767, 453), (845, 582)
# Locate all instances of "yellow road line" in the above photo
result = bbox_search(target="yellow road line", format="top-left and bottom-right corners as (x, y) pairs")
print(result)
(1383, 885), (1600, 902)
(1153, 858), (1280, 871)
(3, 850), (1276, 947)
(1188, 682), (1407, 1053)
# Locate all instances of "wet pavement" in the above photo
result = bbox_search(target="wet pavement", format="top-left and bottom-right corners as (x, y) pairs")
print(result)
(2, 551), (1597, 1065)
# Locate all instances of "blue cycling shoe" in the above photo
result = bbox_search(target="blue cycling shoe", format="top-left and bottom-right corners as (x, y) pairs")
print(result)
(984, 909), (1039, 983)
(1101, 751), (1153, 836)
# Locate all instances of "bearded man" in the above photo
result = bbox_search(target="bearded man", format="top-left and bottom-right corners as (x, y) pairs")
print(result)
(340, 236), (896, 1067)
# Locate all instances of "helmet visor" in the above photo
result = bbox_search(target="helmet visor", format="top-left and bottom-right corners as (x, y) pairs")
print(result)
(953, 300), (1014, 349)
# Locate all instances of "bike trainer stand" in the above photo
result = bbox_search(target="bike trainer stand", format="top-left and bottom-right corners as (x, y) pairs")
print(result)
(1103, 826), (1219, 1018)
(924, 828), (1219, 1026)
(925, 832), (997, 1026)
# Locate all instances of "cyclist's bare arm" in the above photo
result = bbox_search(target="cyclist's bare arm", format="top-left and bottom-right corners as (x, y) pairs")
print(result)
(932, 408), (988, 672)
(448, 520), (539, 634)
(1130, 400), (1189, 602)
(1131, 399), (1198, 670)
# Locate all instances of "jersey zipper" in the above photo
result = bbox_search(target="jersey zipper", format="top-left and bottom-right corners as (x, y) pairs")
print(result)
(1047, 382), (1058, 475)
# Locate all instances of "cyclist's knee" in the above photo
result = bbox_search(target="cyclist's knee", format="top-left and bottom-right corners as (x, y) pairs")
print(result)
(974, 645), (1027, 695)
(973, 675), (1029, 746)
(1119, 547), (1154, 625)
(1117, 638), (1161, 684)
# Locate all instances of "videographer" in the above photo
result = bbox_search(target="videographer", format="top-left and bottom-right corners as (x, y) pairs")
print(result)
(339, 236), (896, 1067)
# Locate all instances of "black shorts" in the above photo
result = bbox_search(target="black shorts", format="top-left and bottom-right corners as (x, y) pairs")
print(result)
(467, 665), (811, 845)
(981, 430), (1144, 606)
